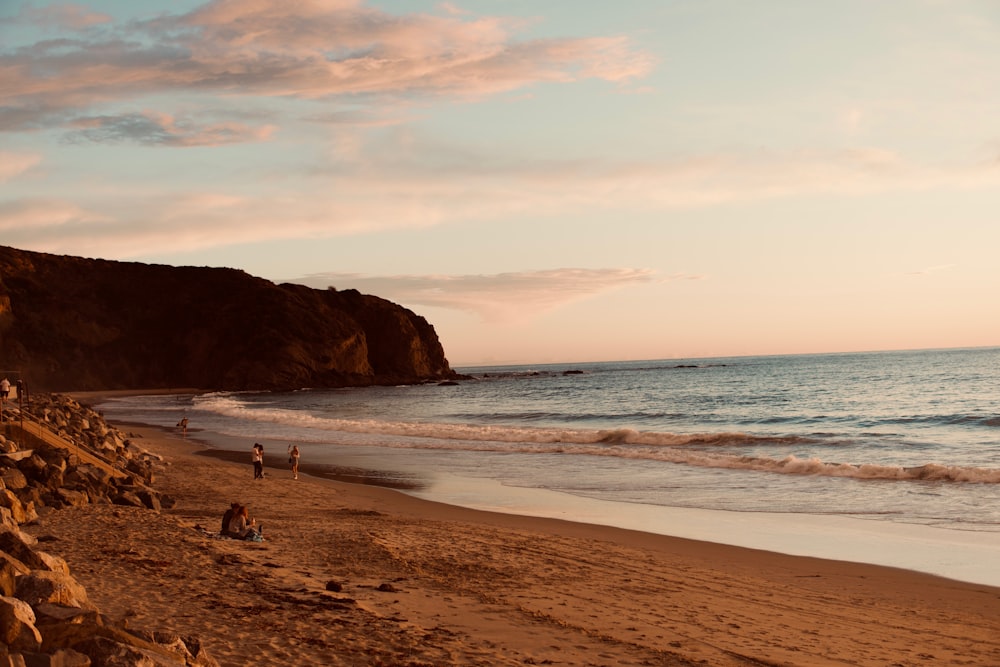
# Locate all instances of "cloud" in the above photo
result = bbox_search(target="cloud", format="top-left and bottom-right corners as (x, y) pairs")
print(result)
(905, 264), (954, 276)
(1, 0), (653, 137)
(65, 111), (276, 146)
(0, 152), (42, 182)
(287, 268), (659, 322)
(2, 141), (998, 260)
(15, 3), (112, 30)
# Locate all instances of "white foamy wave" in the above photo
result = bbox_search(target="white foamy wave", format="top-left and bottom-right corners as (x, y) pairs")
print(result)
(190, 394), (1000, 484)
(193, 394), (782, 447)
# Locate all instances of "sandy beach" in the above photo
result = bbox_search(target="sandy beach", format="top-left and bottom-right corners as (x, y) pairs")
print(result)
(24, 424), (1000, 666)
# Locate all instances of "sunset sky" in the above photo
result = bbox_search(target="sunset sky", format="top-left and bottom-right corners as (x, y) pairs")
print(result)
(3, 0), (999, 366)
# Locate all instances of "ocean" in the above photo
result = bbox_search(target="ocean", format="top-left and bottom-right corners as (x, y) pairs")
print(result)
(95, 347), (1000, 586)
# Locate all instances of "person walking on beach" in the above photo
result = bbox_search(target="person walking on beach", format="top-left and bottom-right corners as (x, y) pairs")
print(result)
(288, 445), (300, 480)
(252, 443), (264, 479)
(178, 416), (189, 437)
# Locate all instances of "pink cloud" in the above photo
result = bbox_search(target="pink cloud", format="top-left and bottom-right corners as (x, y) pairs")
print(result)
(0, 152), (42, 182)
(18, 3), (112, 29)
(2, 0), (653, 138)
(289, 268), (659, 322)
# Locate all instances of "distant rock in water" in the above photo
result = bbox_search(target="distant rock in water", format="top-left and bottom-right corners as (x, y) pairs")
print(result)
(0, 245), (460, 391)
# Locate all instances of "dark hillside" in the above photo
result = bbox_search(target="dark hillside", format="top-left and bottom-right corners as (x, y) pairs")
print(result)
(0, 245), (457, 391)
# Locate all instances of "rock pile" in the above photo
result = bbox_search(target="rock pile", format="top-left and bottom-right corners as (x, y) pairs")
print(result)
(0, 394), (218, 666)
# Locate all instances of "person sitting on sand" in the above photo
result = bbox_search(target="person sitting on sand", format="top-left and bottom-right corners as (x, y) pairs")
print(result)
(228, 504), (263, 541)
(221, 501), (239, 537)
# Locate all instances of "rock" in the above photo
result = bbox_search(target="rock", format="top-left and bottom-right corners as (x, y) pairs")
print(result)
(0, 595), (43, 652)
(32, 603), (102, 627)
(112, 491), (144, 508)
(17, 456), (47, 481)
(0, 489), (28, 523)
(17, 487), (45, 515)
(128, 633), (219, 667)
(0, 527), (46, 569)
(40, 466), (65, 492)
(2, 468), (29, 491)
(0, 506), (21, 532)
(14, 571), (90, 609)
(33, 609), (107, 655)
(53, 489), (88, 509)
(0, 394), (216, 667)
(67, 465), (114, 493)
(69, 628), (190, 666)
(136, 491), (161, 512)
(19, 648), (92, 667)
(0, 550), (31, 596)
(34, 552), (71, 576)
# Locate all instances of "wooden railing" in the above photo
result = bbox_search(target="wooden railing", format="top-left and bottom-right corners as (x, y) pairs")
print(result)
(4, 413), (127, 479)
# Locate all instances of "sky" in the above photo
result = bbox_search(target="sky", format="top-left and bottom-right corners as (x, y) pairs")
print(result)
(2, 0), (999, 366)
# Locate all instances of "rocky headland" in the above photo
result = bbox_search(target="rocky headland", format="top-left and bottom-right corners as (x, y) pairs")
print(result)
(0, 245), (460, 392)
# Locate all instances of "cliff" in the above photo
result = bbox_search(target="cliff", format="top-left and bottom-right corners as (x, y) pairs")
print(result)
(0, 246), (457, 391)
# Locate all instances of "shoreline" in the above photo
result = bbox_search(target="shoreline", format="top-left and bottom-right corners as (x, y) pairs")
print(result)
(96, 407), (1000, 589)
(28, 419), (1000, 665)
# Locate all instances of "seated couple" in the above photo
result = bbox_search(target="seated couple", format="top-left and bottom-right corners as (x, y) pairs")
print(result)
(221, 502), (264, 541)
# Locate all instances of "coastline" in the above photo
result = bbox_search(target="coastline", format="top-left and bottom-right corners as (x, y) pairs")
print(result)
(107, 415), (1000, 589)
(26, 418), (1000, 666)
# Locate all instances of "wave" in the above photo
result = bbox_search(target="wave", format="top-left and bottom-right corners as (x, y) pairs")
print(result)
(189, 394), (1000, 484)
(191, 393), (807, 447)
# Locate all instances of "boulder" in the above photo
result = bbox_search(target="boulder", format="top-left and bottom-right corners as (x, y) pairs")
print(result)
(17, 456), (47, 481)
(19, 648), (92, 666)
(40, 466), (65, 492)
(14, 571), (90, 609)
(112, 491), (144, 508)
(65, 629), (189, 666)
(0, 550), (31, 596)
(0, 527), (45, 569)
(53, 489), (89, 509)
(2, 468), (29, 491)
(32, 602), (102, 628)
(0, 505), (20, 532)
(0, 595), (43, 652)
(35, 552), (71, 577)
(136, 491), (161, 512)
(0, 488), (28, 523)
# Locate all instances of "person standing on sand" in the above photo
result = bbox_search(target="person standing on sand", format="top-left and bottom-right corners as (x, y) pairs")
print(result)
(0, 377), (9, 402)
(288, 445), (300, 480)
(252, 443), (264, 479)
(178, 416), (189, 437)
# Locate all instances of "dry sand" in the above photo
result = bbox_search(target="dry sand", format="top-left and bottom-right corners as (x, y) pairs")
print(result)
(25, 425), (1000, 666)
